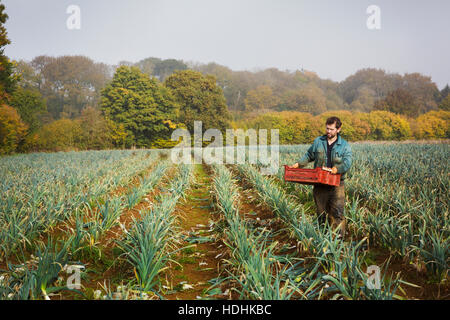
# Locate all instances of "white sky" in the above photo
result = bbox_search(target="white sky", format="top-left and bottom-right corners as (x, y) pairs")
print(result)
(3, 0), (450, 88)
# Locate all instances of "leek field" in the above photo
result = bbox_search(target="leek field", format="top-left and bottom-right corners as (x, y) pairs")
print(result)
(0, 142), (448, 300)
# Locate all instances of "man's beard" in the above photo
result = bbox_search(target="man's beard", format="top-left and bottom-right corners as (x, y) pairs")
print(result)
(327, 132), (336, 139)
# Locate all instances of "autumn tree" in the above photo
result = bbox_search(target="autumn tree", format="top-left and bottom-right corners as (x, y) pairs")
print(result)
(0, 104), (28, 154)
(401, 73), (439, 114)
(164, 70), (230, 133)
(192, 62), (242, 112)
(101, 66), (178, 148)
(15, 60), (42, 90)
(24, 55), (111, 119)
(373, 88), (418, 117)
(361, 111), (411, 140)
(348, 86), (376, 112)
(412, 110), (449, 139)
(338, 68), (401, 106)
(227, 71), (254, 112)
(244, 85), (279, 112)
(245, 111), (317, 144)
(315, 110), (371, 141)
(279, 84), (327, 115)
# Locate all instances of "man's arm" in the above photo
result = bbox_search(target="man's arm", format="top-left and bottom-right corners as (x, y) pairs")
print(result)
(334, 143), (352, 174)
(292, 143), (315, 168)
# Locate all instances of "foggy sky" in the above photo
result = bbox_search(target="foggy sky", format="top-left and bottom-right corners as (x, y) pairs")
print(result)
(3, 0), (450, 88)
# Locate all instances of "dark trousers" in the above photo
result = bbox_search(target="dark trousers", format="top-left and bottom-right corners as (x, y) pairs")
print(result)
(313, 182), (346, 236)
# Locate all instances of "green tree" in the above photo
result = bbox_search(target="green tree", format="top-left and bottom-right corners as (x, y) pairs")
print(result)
(153, 59), (187, 81)
(78, 106), (113, 149)
(32, 118), (82, 152)
(439, 85), (449, 103)
(438, 94), (450, 111)
(135, 57), (162, 76)
(101, 66), (178, 148)
(15, 60), (42, 90)
(0, 3), (18, 104)
(10, 87), (47, 133)
(104, 116), (127, 149)
(164, 70), (230, 133)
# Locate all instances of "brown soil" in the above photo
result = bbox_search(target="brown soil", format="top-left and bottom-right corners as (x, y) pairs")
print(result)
(162, 164), (225, 300)
(368, 246), (449, 300)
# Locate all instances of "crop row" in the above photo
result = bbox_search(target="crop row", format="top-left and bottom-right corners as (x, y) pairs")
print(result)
(212, 164), (298, 299)
(237, 163), (402, 299)
(279, 144), (449, 282)
(0, 150), (158, 259)
(116, 164), (193, 296)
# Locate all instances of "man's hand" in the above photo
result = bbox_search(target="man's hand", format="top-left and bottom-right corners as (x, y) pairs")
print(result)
(290, 163), (299, 169)
(331, 167), (338, 174)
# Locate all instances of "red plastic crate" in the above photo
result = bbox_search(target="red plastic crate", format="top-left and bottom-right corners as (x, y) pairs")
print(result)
(283, 165), (341, 186)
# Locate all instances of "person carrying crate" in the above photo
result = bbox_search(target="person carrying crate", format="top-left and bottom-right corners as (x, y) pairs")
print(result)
(290, 116), (352, 238)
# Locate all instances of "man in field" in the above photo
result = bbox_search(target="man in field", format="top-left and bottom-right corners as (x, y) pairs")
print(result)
(290, 117), (352, 237)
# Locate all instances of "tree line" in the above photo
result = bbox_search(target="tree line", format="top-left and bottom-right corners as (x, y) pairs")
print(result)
(0, 3), (449, 154)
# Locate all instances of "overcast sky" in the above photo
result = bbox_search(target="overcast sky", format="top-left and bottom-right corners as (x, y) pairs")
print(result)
(3, 0), (450, 88)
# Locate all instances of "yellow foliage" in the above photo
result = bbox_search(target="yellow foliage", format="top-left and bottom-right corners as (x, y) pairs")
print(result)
(413, 110), (450, 139)
(0, 104), (28, 154)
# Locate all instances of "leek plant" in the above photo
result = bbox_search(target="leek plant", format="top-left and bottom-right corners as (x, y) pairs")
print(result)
(0, 238), (83, 300)
(212, 164), (300, 300)
(117, 164), (192, 293)
(279, 144), (449, 283)
(237, 162), (401, 299)
(0, 150), (159, 259)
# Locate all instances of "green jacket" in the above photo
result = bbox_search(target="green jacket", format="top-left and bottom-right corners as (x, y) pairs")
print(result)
(297, 134), (352, 179)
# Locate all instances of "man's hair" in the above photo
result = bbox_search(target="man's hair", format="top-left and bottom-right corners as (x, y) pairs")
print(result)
(326, 116), (342, 129)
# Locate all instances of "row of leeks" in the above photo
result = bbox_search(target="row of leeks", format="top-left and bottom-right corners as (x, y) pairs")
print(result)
(237, 163), (404, 300)
(0, 238), (83, 300)
(0, 155), (170, 300)
(279, 144), (449, 283)
(0, 150), (159, 260)
(116, 164), (193, 295)
(83, 161), (170, 241)
(212, 164), (299, 300)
